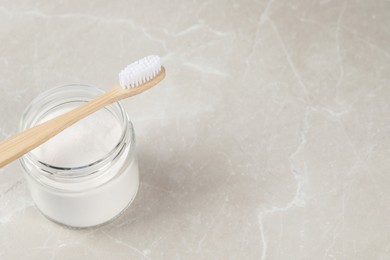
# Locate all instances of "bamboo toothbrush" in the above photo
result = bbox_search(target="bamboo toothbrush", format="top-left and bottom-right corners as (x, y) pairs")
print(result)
(0, 55), (165, 168)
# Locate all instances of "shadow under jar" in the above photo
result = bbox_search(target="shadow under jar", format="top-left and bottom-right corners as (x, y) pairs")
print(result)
(19, 84), (139, 228)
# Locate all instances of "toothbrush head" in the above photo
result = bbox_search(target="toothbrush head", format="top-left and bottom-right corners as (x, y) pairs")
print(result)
(119, 55), (162, 89)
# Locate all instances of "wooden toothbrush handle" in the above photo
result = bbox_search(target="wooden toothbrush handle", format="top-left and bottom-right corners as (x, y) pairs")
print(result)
(0, 66), (166, 168)
(0, 86), (125, 168)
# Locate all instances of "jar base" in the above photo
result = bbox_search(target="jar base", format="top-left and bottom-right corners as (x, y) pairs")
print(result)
(35, 181), (139, 229)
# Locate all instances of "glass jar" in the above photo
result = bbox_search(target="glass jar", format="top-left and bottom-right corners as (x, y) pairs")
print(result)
(19, 84), (139, 228)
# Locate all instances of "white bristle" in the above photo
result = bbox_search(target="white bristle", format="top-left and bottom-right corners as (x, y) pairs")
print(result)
(118, 55), (162, 89)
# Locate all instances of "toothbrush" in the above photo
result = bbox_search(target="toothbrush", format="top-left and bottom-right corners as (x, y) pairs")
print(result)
(0, 55), (165, 168)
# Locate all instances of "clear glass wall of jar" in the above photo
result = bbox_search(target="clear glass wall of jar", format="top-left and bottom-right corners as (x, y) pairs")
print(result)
(19, 84), (139, 228)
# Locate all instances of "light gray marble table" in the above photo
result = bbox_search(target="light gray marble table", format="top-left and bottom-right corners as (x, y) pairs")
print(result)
(0, 0), (389, 259)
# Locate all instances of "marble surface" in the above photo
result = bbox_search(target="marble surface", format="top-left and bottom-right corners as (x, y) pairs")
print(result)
(0, 0), (389, 259)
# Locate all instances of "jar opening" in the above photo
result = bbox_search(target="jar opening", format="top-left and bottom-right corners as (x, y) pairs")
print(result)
(19, 85), (133, 179)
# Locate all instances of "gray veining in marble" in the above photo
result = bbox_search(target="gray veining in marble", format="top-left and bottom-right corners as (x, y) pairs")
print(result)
(0, 0), (390, 259)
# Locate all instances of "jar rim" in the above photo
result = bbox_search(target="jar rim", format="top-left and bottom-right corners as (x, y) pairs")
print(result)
(19, 84), (134, 180)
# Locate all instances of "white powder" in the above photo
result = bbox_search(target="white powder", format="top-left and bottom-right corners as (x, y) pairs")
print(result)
(31, 107), (122, 167)
(24, 106), (139, 228)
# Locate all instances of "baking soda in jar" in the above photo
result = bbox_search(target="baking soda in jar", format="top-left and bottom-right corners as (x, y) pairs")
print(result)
(19, 84), (139, 228)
